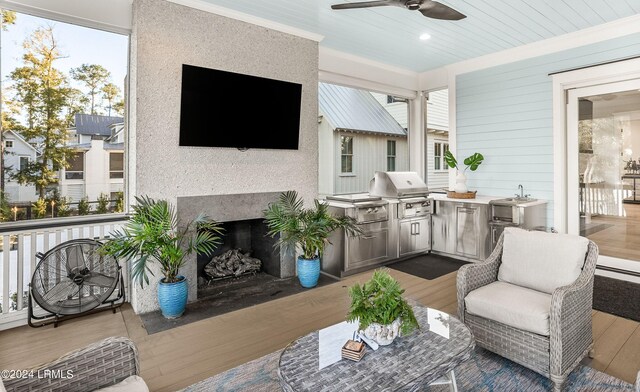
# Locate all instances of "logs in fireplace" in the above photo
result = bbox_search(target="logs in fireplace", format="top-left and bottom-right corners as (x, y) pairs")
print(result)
(204, 249), (262, 280)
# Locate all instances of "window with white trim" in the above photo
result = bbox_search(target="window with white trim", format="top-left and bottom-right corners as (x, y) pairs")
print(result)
(387, 140), (396, 171)
(341, 136), (353, 174)
(4, 140), (13, 148)
(434, 142), (449, 171)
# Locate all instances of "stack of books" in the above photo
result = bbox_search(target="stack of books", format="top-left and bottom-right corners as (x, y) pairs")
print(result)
(341, 340), (366, 362)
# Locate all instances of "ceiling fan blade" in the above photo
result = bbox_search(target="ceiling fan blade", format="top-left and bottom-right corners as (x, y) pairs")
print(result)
(419, 1), (466, 20)
(331, 1), (397, 10)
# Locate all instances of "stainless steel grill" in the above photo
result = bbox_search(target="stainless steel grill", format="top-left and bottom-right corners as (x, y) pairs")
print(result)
(323, 193), (392, 278)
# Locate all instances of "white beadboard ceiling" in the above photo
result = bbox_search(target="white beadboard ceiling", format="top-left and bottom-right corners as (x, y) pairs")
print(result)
(198, 0), (640, 72)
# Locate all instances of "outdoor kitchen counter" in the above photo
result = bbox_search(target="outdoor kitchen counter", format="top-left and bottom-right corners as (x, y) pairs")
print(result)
(429, 193), (547, 207)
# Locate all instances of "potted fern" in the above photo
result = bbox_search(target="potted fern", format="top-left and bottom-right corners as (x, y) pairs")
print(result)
(263, 191), (361, 288)
(101, 196), (223, 318)
(347, 269), (419, 345)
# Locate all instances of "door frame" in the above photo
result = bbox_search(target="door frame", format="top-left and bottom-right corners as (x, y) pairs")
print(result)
(552, 57), (640, 234)
(552, 57), (640, 280)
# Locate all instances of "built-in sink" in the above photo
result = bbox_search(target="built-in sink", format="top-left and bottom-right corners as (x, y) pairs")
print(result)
(490, 197), (537, 205)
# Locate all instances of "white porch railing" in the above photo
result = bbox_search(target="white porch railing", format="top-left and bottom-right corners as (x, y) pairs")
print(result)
(0, 214), (128, 330)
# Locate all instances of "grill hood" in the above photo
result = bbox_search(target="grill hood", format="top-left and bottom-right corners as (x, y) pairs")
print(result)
(369, 171), (429, 198)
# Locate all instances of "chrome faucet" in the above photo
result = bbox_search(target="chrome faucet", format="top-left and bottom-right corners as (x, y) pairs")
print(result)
(516, 184), (531, 199)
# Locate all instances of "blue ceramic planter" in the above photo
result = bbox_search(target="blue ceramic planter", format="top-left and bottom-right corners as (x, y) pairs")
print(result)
(157, 275), (188, 318)
(297, 257), (320, 288)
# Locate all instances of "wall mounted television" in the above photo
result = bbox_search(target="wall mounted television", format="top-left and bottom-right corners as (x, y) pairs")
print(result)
(179, 64), (302, 150)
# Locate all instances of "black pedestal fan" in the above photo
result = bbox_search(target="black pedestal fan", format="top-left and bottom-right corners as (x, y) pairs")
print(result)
(28, 239), (125, 328)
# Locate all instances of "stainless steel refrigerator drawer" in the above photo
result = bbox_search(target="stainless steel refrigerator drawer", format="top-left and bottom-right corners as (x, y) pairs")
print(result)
(345, 229), (389, 271)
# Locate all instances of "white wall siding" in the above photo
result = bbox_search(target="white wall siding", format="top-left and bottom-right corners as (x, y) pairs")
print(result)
(427, 89), (449, 131)
(456, 33), (640, 228)
(318, 117), (336, 197)
(426, 133), (449, 191)
(372, 93), (408, 129)
(333, 131), (408, 194)
(3, 133), (38, 203)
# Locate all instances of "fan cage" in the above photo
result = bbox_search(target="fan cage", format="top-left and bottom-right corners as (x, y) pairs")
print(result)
(28, 239), (125, 327)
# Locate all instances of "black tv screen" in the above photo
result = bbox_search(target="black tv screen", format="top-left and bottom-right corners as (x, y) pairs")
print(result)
(179, 64), (302, 150)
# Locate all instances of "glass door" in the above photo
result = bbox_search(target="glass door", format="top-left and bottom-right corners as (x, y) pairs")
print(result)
(567, 79), (640, 264)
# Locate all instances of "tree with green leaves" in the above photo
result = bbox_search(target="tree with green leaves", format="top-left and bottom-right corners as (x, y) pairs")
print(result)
(10, 27), (75, 198)
(97, 192), (110, 214)
(65, 87), (89, 125)
(78, 197), (90, 215)
(101, 83), (121, 116)
(0, 191), (11, 221)
(113, 99), (125, 116)
(70, 64), (110, 115)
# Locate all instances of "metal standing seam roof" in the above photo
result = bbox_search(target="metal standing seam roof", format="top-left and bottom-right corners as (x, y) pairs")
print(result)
(318, 82), (406, 137)
(74, 114), (124, 136)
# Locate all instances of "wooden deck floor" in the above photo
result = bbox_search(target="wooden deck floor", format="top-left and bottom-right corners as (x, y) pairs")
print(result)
(1, 269), (639, 391)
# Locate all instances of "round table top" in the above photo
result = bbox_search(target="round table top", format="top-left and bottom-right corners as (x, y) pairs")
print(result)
(278, 305), (474, 392)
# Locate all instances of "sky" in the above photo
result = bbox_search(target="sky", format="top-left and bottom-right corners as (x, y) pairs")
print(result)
(1, 11), (129, 116)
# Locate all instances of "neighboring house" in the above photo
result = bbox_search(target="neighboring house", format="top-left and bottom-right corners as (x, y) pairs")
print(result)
(374, 89), (450, 191)
(318, 83), (409, 196)
(59, 114), (125, 203)
(3, 130), (38, 203)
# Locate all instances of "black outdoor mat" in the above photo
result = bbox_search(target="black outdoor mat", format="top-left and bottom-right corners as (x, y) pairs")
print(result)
(140, 273), (338, 335)
(593, 275), (640, 322)
(388, 253), (470, 280)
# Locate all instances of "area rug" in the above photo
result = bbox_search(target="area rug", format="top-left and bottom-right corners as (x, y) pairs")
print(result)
(183, 347), (634, 391)
(140, 274), (338, 334)
(389, 253), (469, 280)
(593, 275), (640, 322)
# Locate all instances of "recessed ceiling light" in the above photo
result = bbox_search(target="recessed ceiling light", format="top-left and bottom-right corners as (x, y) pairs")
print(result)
(419, 33), (431, 41)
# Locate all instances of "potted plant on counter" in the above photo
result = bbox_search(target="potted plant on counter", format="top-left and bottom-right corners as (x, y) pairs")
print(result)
(444, 150), (484, 194)
(263, 191), (361, 288)
(347, 269), (419, 345)
(101, 196), (223, 319)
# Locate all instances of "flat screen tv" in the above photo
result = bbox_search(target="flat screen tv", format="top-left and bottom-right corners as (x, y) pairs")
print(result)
(179, 64), (302, 150)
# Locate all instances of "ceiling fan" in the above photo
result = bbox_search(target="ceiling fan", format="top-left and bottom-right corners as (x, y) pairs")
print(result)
(331, 0), (466, 20)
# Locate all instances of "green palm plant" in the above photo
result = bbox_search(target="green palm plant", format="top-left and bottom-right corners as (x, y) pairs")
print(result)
(101, 196), (223, 287)
(263, 191), (361, 260)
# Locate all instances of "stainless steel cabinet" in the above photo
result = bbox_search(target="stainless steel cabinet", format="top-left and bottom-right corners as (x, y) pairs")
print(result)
(432, 200), (490, 261)
(344, 228), (390, 272)
(432, 201), (456, 254)
(399, 216), (431, 257)
(456, 206), (481, 258)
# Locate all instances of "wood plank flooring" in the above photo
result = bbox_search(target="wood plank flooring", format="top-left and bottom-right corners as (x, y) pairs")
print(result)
(1, 269), (639, 391)
(587, 204), (640, 261)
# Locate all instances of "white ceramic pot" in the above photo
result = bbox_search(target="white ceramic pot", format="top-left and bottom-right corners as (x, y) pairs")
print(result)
(453, 172), (468, 193)
(362, 318), (402, 346)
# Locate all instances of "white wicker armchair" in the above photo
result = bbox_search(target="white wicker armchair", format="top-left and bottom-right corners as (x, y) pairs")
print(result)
(2, 336), (140, 392)
(457, 230), (598, 392)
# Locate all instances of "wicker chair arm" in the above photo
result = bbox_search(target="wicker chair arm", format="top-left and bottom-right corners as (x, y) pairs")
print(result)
(2, 336), (139, 392)
(549, 241), (598, 377)
(456, 233), (504, 322)
(636, 371), (640, 392)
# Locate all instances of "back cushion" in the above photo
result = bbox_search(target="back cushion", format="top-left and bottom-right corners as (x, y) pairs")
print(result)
(498, 227), (589, 294)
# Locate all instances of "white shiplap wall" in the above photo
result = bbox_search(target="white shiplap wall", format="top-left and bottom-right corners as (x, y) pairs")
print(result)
(333, 131), (409, 194)
(426, 133), (449, 191)
(427, 89), (448, 131)
(456, 32), (640, 227)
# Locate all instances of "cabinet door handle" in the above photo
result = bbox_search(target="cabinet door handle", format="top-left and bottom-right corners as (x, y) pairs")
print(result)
(415, 222), (420, 235)
(362, 235), (375, 240)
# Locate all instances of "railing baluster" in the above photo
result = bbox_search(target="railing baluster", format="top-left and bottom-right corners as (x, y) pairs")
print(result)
(67, 228), (73, 242)
(3, 235), (10, 314)
(17, 234), (24, 311)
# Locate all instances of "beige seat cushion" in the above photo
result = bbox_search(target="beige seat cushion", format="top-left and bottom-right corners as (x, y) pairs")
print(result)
(498, 227), (589, 294)
(465, 281), (552, 336)
(94, 376), (149, 392)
